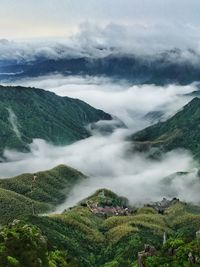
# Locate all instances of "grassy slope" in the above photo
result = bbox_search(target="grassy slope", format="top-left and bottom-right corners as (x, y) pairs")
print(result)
(0, 85), (112, 156)
(0, 165), (86, 224)
(131, 97), (200, 159)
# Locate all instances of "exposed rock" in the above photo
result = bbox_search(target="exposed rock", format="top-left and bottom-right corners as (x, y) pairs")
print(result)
(188, 252), (196, 265)
(138, 244), (156, 267)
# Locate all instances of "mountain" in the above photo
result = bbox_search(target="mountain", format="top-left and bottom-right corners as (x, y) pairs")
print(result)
(0, 86), (112, 158)
(0, 189), (199, 266)
(1, 49), (200, 85)
(131, 97), (200, 159)
(0, 164), (86, 224)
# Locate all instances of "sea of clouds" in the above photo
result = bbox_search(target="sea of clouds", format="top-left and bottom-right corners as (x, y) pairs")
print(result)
(1, 75), (200, 207)
(4, 75), (197, 129)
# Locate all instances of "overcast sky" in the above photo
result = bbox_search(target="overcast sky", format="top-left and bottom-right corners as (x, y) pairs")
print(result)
(1, 0), (200, 39)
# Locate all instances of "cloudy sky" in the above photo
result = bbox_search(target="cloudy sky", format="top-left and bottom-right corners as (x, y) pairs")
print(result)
(1, 0), (200, 39)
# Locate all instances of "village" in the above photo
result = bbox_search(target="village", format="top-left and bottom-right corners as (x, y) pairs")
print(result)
(85, 189), (134, 217)
(88, 203), (133, 217)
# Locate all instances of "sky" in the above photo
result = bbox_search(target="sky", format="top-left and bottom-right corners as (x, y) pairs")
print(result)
(1, 0), (200, 39)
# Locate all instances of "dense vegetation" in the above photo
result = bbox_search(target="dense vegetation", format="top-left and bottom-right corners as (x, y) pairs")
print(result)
(0, 86), (112, 158)
(0, 189), (199, 266)
(0, 165), (86, 224)
(0, 221), (78, 267)
(1, 87), (200, 266)
(144, 238), (200, 267)
(131, 97), (200, 160)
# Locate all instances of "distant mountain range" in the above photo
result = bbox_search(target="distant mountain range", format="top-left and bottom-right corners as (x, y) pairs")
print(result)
(1, 49), (200, 85)
(0, 86), (112, 158)
(131, 97), (200, 159)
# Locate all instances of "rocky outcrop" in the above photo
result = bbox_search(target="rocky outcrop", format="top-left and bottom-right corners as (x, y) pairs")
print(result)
(138, 245), (156, 267)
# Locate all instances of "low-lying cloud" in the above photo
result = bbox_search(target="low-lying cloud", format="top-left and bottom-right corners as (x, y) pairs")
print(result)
(8, 75), (197, 130)
(0, 129), (199, 209)
(1, 76), (200, 208)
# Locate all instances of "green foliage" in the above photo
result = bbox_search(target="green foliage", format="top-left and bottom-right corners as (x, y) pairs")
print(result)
(7, 256), (20, 267)
(0, 222), (49, 267)
(164, 238), (185, 249)
(131, 97), (200, 160)
(48, 250), (78, 267)
(0, 165), (86, 224)
(0, 188), (49, 225)
(80, 189), (129, 208)
(0, 85), (111, 156)
(146, 239), (200, 267)
(0, 189), (200, 266)
(0, 165), (85, 205)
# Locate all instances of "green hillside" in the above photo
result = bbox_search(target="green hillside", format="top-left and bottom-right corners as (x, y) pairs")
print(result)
(0, 85), (112, 158)
(0, 165), (86, 224)
(131, 97), (200, 159)
(0, 189), (199, 267)
(0, 188), (49, 225)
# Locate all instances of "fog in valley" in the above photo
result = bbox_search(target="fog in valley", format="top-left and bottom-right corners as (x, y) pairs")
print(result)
(1, 76), (200, 207)
(4, 75), (197, 129)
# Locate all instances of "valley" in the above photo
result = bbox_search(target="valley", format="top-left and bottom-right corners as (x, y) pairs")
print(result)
(0, 83), (200, 266)
(1, 2), (200, 265)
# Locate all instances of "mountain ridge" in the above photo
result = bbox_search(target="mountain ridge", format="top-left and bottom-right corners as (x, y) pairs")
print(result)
(1, 49), (200, 85)
(131, 97), (200, 159)
(0, 85), (112, 158)
(0, 164), (86, 224)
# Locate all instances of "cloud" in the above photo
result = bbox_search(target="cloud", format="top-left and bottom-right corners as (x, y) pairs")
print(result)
(0, 40), (81, 61)
(73, 22), (200, 58)
(0, 131), (198, 209)
(7, 75), (197, 130)
(1, 0), (200, 40)
(1, 22), (200, 62)
(1, 75), (200, 208)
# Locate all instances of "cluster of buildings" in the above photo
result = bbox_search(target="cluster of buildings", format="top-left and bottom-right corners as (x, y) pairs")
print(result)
(89, 203), (133, 217)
